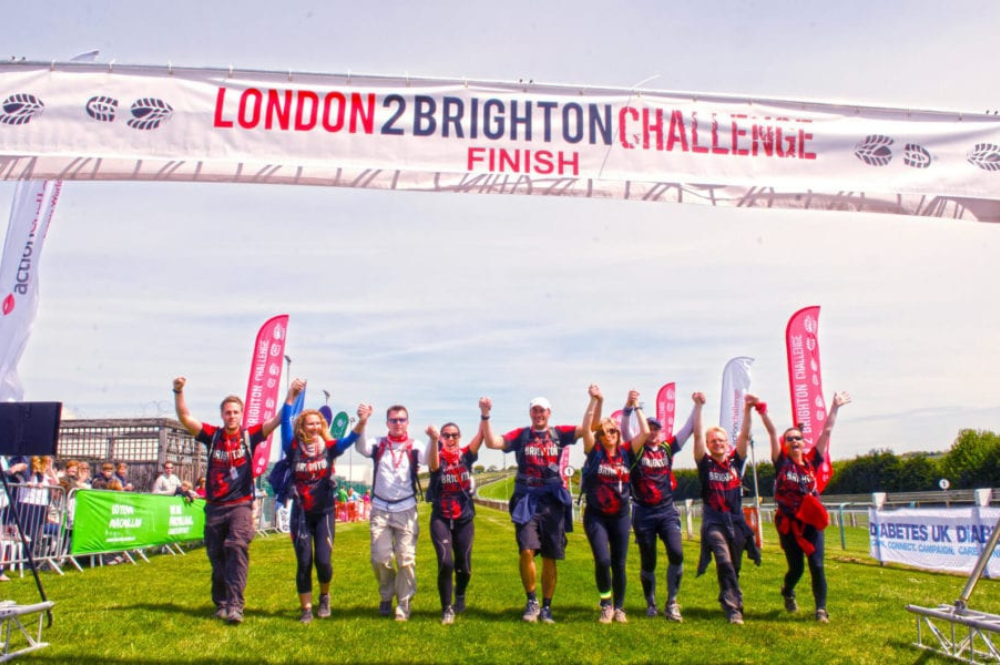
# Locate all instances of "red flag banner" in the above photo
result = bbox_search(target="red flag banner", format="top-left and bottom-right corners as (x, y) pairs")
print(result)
(244, 314), (289, 477)
(785, 306), (833, 490)
(655, 382), (676, 440)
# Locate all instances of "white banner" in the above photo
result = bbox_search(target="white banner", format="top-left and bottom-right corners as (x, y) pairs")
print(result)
(719, 356), (753, 445)
(869, 506), (1000, 575)
(0, 63), (998, 221)
(0, 180), (60, 400)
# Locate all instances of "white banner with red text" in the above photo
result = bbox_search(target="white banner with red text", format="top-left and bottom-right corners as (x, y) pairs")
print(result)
(869, 505), (1000, 576)
(0, 63), (999, 221)
(719, 356), (753, 445)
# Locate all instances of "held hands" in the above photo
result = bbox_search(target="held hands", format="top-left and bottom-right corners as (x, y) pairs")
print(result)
(357, 403), (373, 422)
(626, 389), (640, 408)
(589, 383), (603, 401)
(479, 397), (492, 416)
(426, 424), (440, 441)
(290, 378), (306, 398)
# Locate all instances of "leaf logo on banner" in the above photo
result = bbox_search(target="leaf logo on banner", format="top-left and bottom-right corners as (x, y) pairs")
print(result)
(86, 95), (119, 122)
(1, 294), (14, 316)
(0, 93), (44, 125)
(967, 143), (1000, 172)
(127, 98), (173, 130)
(854, 135), (894, 166)
(903, 143), (932, 169)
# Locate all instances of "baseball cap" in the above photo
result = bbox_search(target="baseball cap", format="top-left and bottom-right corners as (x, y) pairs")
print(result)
(647, 417), (663, 429)
(529, 397), (552, 410)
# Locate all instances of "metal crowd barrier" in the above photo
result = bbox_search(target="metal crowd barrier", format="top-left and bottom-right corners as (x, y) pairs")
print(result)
(0, 483), (76, 577)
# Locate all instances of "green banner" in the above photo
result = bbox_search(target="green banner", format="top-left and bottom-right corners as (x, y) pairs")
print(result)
(71, 490), (205, 555)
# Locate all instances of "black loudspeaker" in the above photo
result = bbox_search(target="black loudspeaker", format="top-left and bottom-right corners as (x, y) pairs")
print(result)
(0, 402), (61, 456)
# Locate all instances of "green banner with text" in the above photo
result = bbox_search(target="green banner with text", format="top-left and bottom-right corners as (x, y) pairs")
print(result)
(71, 490), (205, 555)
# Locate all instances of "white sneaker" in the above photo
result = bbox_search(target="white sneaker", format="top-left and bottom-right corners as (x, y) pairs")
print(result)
(395, 599), (410, 622)
(598, 604), (614, 624)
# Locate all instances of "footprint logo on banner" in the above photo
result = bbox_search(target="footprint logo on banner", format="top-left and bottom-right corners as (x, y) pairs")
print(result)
(86, 95), (119, 122)
(903, 143), (932, 169)
(0, 93), (44, 125)
(855, 135), (894, 166)
(127, 98), (173, 130)
(967, 143), (1000, 172)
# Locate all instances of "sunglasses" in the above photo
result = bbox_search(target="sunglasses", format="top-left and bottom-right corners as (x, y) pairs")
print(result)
(441, 433), (460, 440)
(785, 436), (804, 442)
(387, 418), (408, 424)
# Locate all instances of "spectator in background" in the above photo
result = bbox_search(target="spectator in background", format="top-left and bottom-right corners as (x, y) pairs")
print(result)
(152, 462), (182, 495)
(77, 462), (92, 489)
(91, 463), (116, 490)
(114, 462), (134, 491)
(195, 476), (207, 499)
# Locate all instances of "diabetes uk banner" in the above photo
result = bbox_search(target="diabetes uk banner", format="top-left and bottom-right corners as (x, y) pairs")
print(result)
(0, 62), (998, 221)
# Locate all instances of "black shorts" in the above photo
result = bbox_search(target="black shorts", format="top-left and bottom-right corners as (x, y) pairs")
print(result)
(514, 498), (567, 560)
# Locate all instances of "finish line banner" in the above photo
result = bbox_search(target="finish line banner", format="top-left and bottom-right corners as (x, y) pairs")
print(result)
(71, 489), (205, 555)
(869, 506), (1000, 575)
(0, 62), (999, 221)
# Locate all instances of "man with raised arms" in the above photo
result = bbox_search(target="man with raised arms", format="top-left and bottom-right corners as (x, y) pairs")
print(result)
(481, 389), (597, 623)
(173, 376), (283, 624)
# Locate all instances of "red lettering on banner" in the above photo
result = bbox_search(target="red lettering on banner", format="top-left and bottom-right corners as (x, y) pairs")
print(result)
(467, 147), (579, 176)
(619, 107), (638, 148)
(213, 87), (376, 135)
(690, 113), (708, 154)
(666, 111), (688, 152)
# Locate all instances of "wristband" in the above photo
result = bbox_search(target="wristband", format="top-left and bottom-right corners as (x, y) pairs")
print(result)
(480, 414), (490, 420)
(754, 401), (767, 415)
(623, 407), (634, 413)
(173, 389), (182, 394)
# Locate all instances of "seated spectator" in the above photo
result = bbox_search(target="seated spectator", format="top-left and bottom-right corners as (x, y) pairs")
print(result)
(77, 462), (92, 488)
(91, 463), (116, 490)
(194, 476), (207, 498)
(114, 462), (134, 491)
(151, 462), (182, 495)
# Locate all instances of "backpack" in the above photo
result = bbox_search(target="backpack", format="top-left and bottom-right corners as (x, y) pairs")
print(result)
(372, 438), (423, 503)
(267, 453), (294, 504)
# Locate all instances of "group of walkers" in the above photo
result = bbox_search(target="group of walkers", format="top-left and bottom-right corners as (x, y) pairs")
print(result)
(173, 375), (850, 627)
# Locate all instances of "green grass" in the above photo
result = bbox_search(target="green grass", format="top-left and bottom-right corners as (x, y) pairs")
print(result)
(3, 503), (995, 664)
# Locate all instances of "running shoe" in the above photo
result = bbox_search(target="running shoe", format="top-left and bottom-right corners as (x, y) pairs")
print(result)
(454, 594), (466, 614)
(539, 606), (555, 624)
(816, 608), (830, 624)
(598, 604), (614, 624)
(645, 603), (658, 618)
(522, 599), (541, 623)
(299, 608), (313, 624)
(613, 608), (628, 624)
(214, 605), (229, 620)
(664, 602), (684, 623)
(442, 606), (455, 625)
(728, 611), (744, 625)
(395, 599), (410, 622)
(782, 591), (798, 613)
(378, 600), (393, 617)
(317, 594), (331, 619)
(226, 608), (244, 625)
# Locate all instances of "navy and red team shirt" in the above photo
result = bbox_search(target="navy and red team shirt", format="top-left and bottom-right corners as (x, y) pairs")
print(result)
(583, 444), (632, 517)
(773, 449), (820, 518)
(503, 425), (577, 485)
(430, 445), (478, 521)
(290, 433), (357, 514)
(196, 423), (265, 505)
(631, 440), (682, 508)
(697, 449), (746, 514)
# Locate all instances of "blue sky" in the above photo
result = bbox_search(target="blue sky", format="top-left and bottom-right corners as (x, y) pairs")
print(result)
(2, 1), (999, 479)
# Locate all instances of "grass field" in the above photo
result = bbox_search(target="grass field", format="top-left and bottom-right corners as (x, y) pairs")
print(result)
(2, 501), (995, 664)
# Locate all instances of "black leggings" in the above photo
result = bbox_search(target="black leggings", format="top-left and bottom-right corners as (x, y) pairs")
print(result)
(430, 515), (474, 610)
(290, 508), (335, 595)
(779, 525), (827, 610)
(584, 508), (630, 609)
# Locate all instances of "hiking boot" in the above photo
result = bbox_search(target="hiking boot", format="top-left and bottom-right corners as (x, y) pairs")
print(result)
(454, 595), (466, 614)
(665, 602), (684, 623)
(539, 606), (555, 624)
(645, 603), (658, 618)
(317, 594), (331, 619)
(598, 604), (614, 624)
(226, 608), (244, 625)
(395, 599), (410, 622)
(522, 599), (541, 623)
(214, 605), (229, 620)
(816, 609), (830, 624)
(728, 611), (744, 625)
(442, 606), (455, 625)
(378, 600), (393, 617)
(613, 608), (628, 624)
(782, 590), (798, 613)
(299, 608), (313, 624)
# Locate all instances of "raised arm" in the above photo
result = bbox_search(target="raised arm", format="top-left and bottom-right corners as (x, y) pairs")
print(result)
(480, 397), (506, 450)
(627, 390), (651, 455)
(672, 392), (704, 450)
(468, 406), (486, 456)
(426, 424), (441, 472)
(692, 392), (707, 462)
(581, 388), (599, 455)
(281, 378), (306, 454)
(748, 399), (779, 463)
(173, 377), (202, 436)
(735, 394), (754, 459)
(580, 383), (604, 438)
(815, 391), (851, 459)
(354, 404), (375, 457)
